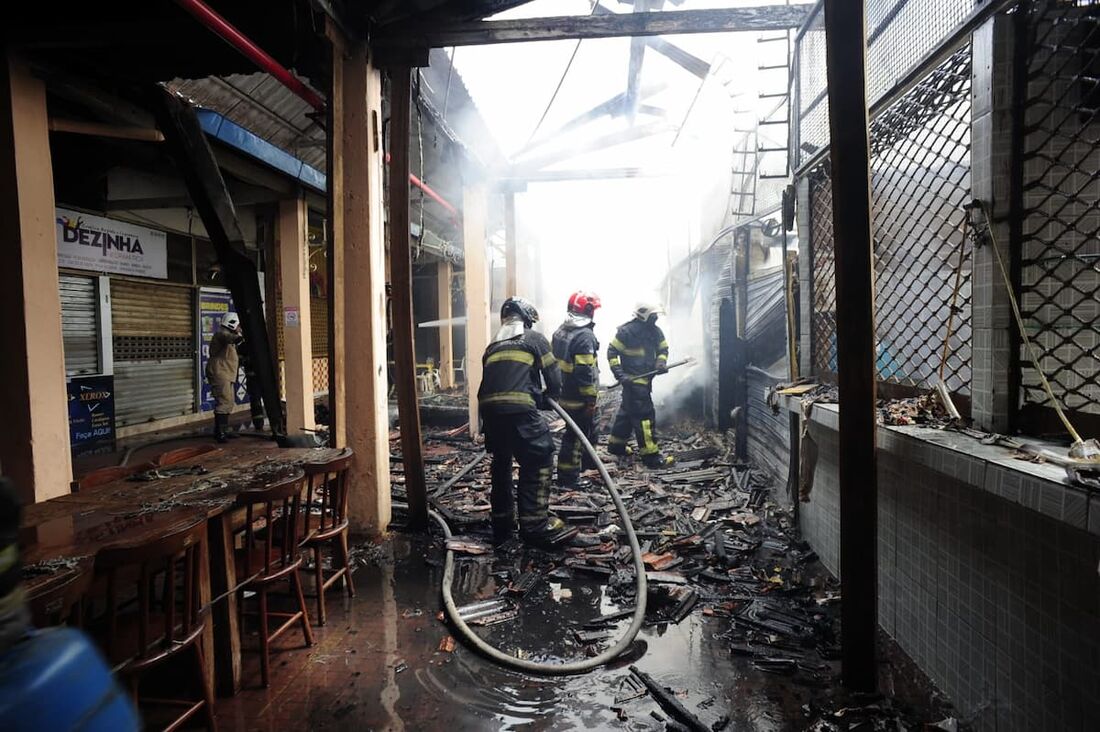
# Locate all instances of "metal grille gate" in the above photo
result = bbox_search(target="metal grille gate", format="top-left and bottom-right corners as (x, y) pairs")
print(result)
(1017, 1), (1100, 417)
(808, 44), (974, 395)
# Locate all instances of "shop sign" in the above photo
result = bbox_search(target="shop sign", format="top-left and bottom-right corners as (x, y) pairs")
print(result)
(199, 288), (250, 411)
(56, 208), (167, 279)
(68, 374), (116, 456)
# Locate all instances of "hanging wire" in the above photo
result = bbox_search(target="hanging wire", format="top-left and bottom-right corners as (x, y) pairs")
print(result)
(414, 70), (425, 261)
(522, 1), (599, 151)
(442, 47), (456, 123)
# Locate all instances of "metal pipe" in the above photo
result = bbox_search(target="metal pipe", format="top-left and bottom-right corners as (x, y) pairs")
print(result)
(385, 153), (459, 218)
(174, 0), (326, 111)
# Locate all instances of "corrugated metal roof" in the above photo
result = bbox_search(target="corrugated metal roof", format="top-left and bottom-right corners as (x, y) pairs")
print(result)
(168, 72), (326, 169)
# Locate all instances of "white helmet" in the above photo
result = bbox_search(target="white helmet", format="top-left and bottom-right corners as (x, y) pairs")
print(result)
(633, 301), (665, 322)
(222, 312), (241, 331)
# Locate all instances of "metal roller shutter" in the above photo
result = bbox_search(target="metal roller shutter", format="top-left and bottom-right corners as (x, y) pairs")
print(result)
(60, 274), (99, 376)
(111, 280), (196, 426)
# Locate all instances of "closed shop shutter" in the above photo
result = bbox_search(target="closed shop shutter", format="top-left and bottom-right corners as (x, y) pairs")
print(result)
(60, 274), (99, 376)
(111, 280), (195, 426)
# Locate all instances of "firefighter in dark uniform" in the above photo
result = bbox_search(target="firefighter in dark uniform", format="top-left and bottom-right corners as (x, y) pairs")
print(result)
(552, 291), (602, 489)
(478, 297), (577, 549)
(607, 301), (676, 468)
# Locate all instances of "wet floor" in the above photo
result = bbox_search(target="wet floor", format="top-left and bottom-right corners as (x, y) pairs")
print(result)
(212, 532), (949, 732)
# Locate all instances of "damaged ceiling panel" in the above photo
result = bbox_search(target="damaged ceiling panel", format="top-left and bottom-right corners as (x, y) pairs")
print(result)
(168, 73), (326, 170)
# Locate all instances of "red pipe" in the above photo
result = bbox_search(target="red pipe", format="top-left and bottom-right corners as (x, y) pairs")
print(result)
(174, 0), (326, 111)
(386, 153), (459, 218)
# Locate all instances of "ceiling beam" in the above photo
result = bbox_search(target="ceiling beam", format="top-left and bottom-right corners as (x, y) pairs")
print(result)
(376, 5), (812, 49)
(510, 121), (673, 174)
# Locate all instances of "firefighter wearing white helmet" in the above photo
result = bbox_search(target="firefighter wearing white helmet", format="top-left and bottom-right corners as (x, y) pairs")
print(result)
(606, 300), (675, 468)
(205, 312), (242, 443)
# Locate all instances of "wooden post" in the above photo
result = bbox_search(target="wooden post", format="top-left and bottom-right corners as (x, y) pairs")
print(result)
(278, 196), (315, 436)
(733, 231), (749, 460)
(0, 52), (72, 504)
(437, 260), (455, 390)
(503, 191), (517, 298)
(823, 0), (878, 691)
(387, 66), (429, 530)
(333, 27), (391, 534)
(326, 20), (346, 449)
(463, 184), (491, 435)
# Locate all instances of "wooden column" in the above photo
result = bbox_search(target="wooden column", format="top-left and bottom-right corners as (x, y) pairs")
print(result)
(437, 260), (455, 390)
(333, 29), (391, 534)
(387, 67), (429, 530)
(463, 184), (491, 435)
(278, 196), (315, 436)
(504, 191), (517, 297)
(823, 0), (878, 691)
(0, 52), (71, 504)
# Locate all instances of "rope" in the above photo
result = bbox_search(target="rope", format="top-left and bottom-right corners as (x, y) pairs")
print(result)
(975, 200), (1082, 442)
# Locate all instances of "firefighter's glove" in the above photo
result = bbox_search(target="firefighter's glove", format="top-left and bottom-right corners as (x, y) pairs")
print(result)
(618, 376), (633, 388)
(656, 362), (669, 374)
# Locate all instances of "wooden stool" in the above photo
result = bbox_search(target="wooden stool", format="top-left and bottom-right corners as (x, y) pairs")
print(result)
(25, 563), (92, 628)
(92, 519), (215, 731)
(234, 467), (314, 688)
(301, 449), (355, 626)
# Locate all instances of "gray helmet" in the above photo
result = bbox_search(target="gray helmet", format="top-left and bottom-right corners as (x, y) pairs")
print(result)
(501, 297), (539, 328)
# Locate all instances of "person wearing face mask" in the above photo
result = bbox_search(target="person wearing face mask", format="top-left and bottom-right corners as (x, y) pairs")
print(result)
(551, 291), (602, 489)
(606, 301), (676, 469)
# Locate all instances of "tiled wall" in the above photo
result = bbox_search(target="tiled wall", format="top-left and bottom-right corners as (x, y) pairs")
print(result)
(799, 417), (1100, 731)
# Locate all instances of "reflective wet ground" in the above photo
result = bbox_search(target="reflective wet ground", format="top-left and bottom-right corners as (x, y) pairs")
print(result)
(213, 533), (953, 731)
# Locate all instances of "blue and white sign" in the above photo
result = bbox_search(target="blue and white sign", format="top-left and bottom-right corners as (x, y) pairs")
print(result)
(68, 374), (116, 456)
(56, 208), (167, 279)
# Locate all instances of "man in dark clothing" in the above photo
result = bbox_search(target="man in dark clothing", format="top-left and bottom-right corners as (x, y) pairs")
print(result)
(607, 301), (676, 468)
(552, 291), (602, 489)
(478, 297), (576, 549)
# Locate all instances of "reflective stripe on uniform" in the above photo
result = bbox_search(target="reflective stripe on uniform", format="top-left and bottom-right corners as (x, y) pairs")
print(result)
(480, 392), (536, 407)
(557, 398), (586, 410)
(607, 434), (627, 445)
(610, 337), (645, 357)
(608, 356), (621, 366)
(557, 359), (574, 373)
(631, 376), (651, 385)
(486, 349), (534, 366)
(658, 340), (669, 349)
(541, 351), (557, 367)
(574, 353), (597, 365)
(578, 384), (597, 396)
(640, 419), (659, 455)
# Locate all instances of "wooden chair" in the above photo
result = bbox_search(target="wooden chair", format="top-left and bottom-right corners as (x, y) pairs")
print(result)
(234, 468), (314, 688)
(26, 564), (93, 628)
(154, 445), (221, 467)
(72, 462), (154, 493)
(92, 519), (215, 731)
(301, 449), (355, 625)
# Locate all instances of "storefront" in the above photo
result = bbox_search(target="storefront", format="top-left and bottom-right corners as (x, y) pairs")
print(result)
(57, 207), (265, 449)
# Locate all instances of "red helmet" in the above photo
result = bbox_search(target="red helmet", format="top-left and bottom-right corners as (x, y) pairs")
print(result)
(567, 291), (601, 318)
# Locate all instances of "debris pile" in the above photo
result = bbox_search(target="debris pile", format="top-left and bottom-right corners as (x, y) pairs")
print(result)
(388, 422), (958, 729)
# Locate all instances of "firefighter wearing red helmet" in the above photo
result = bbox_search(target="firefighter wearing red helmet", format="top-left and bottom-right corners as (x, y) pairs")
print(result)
(551, 291), (602, 488)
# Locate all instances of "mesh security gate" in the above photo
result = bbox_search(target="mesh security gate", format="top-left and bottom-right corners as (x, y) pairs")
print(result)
(809, 45), (973, 395)
(1018, 1), (1100, 417)
(795, 0), (978, 170)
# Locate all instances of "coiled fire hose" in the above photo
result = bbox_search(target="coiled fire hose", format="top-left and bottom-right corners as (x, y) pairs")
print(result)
(429, 398), (648, 675)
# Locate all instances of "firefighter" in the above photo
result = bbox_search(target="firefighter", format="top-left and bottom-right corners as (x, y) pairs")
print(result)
(552, 291), (602, 489)
(478, 297), (577, 549)
(206, 312), (242, 443)
(607, 301), (676, 468)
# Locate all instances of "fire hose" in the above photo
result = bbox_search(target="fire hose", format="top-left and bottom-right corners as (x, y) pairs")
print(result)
(429, 398), (648, 675)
